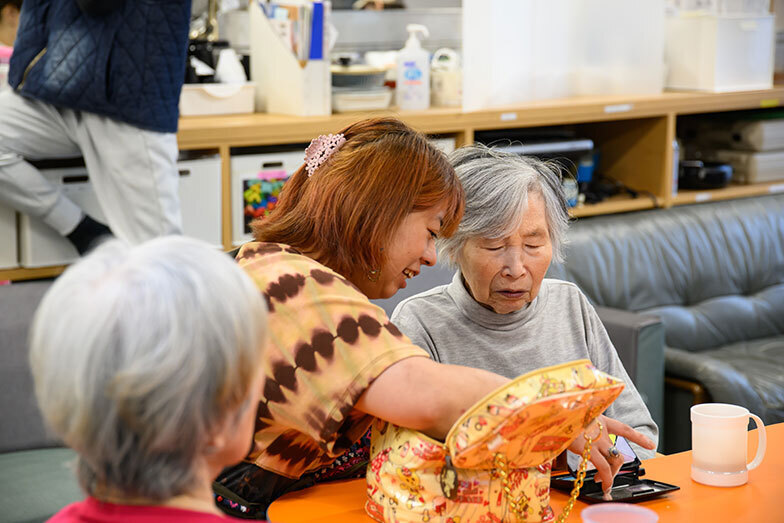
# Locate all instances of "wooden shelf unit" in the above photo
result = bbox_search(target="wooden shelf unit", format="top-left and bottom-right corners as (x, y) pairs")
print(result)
(4, 87), (784, 282)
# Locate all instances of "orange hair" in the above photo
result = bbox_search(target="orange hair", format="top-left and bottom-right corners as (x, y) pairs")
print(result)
(252, 117), (464, 277)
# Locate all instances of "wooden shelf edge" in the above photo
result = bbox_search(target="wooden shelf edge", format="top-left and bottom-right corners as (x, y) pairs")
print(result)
(0, 265), (66, 282)
(177, 87), (784, 149)
(673, 181), (784, 206)
(570, 197), (657, 218)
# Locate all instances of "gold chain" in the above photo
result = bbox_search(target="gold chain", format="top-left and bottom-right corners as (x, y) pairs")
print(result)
(494, 421), (603, 523)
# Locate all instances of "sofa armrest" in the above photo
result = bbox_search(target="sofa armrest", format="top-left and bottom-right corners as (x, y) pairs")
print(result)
(665, 347), (764, 414)
(594, 306), (665, 435)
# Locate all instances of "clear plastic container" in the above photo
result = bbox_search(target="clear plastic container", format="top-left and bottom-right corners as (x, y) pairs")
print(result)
(665, 12), (774, 92)
(570, 0), (665, 97)
(462, 0), (665, 110)
(581, 503), (659, 523)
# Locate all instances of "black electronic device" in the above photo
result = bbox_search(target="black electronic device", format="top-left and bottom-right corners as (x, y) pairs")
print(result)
(550, 436), (679, 504)
(678, 160), (733, 190)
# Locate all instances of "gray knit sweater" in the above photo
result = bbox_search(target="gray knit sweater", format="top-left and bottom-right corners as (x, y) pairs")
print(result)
(391, 272), (659, 458)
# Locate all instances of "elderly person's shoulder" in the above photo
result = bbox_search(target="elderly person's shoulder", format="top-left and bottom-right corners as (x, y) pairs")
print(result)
(541, 277), (587, 298)
(391, 282), (453, 323)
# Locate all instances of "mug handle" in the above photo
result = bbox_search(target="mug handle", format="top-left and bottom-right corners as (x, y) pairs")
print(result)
(747, 413), (766, 471)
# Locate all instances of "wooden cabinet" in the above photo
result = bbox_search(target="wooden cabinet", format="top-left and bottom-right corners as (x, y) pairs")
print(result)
(4, 87), (784, 281)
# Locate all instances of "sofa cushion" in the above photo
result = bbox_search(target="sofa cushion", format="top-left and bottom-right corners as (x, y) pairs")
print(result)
(0, 280), (61, 453)
(666, 336), (784, 424)
(644, 283), (784, 352)
(549, 194), (784, 352)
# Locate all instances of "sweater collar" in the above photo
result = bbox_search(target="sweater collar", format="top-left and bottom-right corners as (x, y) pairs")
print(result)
(446, 271), (544, 331)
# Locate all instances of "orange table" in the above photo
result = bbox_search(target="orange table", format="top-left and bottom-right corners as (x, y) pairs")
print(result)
(268, 423), (782, 523)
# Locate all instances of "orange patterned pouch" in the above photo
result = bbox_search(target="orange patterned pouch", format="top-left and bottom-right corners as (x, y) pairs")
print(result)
(365, 359), (624, 523)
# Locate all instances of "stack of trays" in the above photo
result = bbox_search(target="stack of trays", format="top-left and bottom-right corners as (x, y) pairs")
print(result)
(330, 64), (392, 113)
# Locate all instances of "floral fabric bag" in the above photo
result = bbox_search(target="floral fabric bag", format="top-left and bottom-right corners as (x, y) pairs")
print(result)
(365, 359), (624, 523)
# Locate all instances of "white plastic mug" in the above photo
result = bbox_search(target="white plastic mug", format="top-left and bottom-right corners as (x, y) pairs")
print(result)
(691, 403), (766, 487)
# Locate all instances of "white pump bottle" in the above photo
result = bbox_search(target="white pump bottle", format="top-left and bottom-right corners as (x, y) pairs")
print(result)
(396, 24), (430, 111)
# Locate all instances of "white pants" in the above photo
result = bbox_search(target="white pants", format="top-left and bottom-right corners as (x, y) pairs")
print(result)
(0, 90), (182, 243)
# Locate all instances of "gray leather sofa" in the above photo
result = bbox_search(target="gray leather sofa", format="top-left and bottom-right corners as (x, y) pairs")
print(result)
(0, 280), (81, 522)
(547, 194), (784, 453)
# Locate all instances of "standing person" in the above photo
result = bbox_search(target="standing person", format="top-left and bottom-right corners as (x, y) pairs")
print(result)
(391, 145), (657, 496)
(0, 0), (20, 47)
(30, 236), (269, 522)
(0, 0), (190, 255)
(214, 118), (642, 518)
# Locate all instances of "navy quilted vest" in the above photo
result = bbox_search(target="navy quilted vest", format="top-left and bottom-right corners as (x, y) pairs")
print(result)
(9, 0), (191, 134)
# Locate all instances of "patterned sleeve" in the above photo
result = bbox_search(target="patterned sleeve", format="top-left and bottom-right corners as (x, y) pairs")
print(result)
(237, 243), (429, 478)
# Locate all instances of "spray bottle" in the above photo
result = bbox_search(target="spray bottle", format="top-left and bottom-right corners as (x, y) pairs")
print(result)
(396, 24), (430, 111)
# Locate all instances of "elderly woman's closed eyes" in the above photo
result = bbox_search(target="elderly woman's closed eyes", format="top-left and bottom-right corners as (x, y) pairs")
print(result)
(391, 144), (658, 499)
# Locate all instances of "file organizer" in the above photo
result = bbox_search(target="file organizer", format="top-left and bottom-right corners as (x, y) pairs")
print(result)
(250, 1), (331, 116)
(0, 204), (17, 269)
(19, 156), (222, 268)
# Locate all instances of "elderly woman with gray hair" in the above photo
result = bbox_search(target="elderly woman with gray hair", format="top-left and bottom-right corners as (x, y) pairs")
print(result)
(30, 236), (267, 522)
(392, 144), (658, 497)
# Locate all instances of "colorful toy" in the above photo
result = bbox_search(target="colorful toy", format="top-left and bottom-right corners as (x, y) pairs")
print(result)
(242, 169), (289, 233)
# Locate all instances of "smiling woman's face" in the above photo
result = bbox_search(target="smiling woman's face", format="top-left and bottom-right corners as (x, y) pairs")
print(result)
(459, 192), (553, 314)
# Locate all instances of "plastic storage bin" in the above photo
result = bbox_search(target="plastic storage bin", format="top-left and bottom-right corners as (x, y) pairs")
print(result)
(0, 204), (17, 269)
(231, 148), (306, 245)
(462, 0), (664, 110)
(19, 166), (105, 268)
(665, 13), (774, 91)
(176, 155), (222, 247)
(570, 0), (665, 97)
(179, 82), (256, 116)
(19, 155), (222, 268)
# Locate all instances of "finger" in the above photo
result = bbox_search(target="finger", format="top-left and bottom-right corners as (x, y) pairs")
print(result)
(589, 449), (613, 495)
(594, 432), (624, 488)
(603, 417), (656, 450)
(608, 449), (624, 477)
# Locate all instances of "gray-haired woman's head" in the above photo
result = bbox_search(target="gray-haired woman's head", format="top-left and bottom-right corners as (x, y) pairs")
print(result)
(439, 144), (570, 266)
(29, 236), (267, 502)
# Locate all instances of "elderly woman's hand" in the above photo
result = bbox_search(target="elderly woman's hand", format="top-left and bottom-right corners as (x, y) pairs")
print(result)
(567, 415), (656, 500)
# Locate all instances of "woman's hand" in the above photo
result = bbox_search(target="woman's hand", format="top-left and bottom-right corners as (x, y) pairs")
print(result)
(568, 415), (656, 500)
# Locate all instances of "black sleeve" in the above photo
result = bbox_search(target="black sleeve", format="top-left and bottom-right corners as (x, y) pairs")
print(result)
(75, 0), (126, 16)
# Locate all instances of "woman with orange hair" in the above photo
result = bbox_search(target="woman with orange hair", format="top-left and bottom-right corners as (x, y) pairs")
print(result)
(214, 118), (510, 517)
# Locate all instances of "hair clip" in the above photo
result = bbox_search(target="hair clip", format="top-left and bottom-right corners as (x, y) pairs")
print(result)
(304, 133), (346, 177)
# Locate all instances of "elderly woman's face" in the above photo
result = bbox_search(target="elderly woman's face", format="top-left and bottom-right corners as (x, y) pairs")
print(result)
(459, 192), (553, 314)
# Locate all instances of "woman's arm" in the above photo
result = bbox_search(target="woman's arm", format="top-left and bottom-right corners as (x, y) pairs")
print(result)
(355, 356), (509, 440)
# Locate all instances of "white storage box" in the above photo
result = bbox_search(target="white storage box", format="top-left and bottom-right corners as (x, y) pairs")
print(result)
(231, 149), (306, 245)
(20, 166), (106, 268)
(20, 156), (222, 268)
(179, 82), (256, 116)
(705, 148), (784, 182)
(463, 0), (664, 109)
(0, 204), (17, 269)
(665, 13), (774, 91)
(692, 118), (784, 151)
(176, 155), (223, 248)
